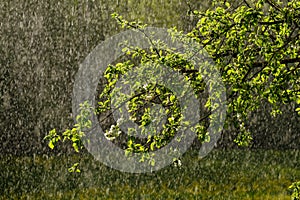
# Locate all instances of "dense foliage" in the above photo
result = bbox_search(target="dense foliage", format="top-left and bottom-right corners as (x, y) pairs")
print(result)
(45, 0), (300, 197)
(193, 0), (300, 145)
(47, 0), (299, 159)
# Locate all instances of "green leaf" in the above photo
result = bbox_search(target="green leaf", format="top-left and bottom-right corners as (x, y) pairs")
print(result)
(150, 142), (155, 151)
(68, 163), (80, 173)
(73, 142), (79, 152)
(170, 95), (176, 103)
(48, 140), (54, 149)
(225, 2), (230, 8)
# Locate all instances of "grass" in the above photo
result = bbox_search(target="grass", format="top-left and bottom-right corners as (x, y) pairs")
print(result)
(0, 149), (299, 199)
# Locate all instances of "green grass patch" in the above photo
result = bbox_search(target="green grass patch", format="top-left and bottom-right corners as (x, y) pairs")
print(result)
(0, 149), (299, 199)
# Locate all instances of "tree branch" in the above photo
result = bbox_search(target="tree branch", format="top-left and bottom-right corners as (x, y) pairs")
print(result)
(265, 0), (282, 11)
(258, 20), (284, 25)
